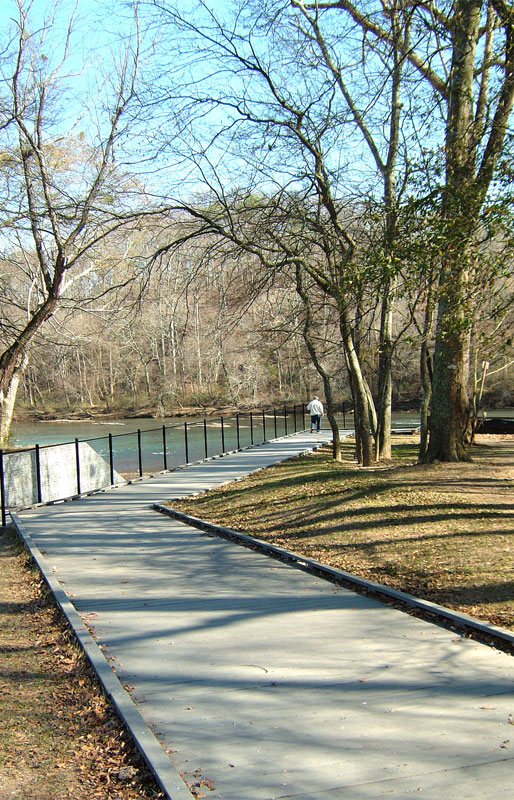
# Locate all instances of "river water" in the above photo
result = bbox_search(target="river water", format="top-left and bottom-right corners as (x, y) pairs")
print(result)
(7, 411), (307, 475)
(7, 408), (512, 476)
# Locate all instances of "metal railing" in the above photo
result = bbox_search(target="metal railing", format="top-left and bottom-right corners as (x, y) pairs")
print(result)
(1, 404), (307, 526)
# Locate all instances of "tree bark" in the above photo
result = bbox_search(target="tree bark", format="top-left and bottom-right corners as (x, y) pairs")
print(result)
(426, 264), (473, 461)
(426, 1), (481, 461)
(295, 266), (341, 460)
(0, 354), (28, 447)
(376, 278), (394, 459)
(339, 307), (373, 466)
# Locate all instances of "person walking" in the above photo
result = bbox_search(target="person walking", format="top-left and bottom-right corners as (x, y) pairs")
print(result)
(307, 396), (324, 433)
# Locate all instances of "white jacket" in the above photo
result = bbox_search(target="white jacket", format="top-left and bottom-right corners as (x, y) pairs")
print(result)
(307, 398), (324, 416)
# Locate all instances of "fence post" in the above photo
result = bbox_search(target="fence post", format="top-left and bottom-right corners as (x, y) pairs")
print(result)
(108, 434), (114, 485)
(75, 438), (81, 496)
(137, 429), (143, 478)
(0, 450), (6, 527)
(303, 403), (306, 430)
(184, 422), (189, 464)
(284, 405), (288, 436)
(221, 416), (225, 453)
(35, 444), (43, 504)
(204, 419), (208, 458)
(250, 412), (254, 445)
(262, 410), (266, 442)
(236, 413), (241, 450)
(343, 402), (346, 429)
(162, 426), (168, 470)
(293, 404), (297, 432)
(274, 407), (277, 438)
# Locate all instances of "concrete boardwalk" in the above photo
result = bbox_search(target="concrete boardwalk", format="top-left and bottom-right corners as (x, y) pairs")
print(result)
(12, 432), (514, 800)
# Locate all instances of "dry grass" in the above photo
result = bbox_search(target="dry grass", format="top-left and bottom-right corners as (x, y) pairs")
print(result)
(171, 434), (514, 631)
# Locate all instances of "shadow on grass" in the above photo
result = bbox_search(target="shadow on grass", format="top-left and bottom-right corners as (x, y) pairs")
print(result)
(382, 577), (514, 617)
(275, 523), (514, 550)
(204, 458), (514, 511)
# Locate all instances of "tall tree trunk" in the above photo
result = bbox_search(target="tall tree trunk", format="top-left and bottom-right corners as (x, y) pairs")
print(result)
(375, 2), (404, 462)
(427, 1), (481, 462)
(339, 306), (373, 466)
(376, 278), (394, 459)
(0, 354), (28, 447)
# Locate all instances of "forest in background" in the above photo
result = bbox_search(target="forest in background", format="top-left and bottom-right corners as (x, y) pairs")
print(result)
(11, 212), (513, 421)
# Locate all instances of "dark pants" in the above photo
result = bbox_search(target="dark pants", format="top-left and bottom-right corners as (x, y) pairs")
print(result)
(310, 414), (321, 432)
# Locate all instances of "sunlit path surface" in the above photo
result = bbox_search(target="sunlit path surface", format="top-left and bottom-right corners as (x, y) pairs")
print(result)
(13, 432), (514, 800)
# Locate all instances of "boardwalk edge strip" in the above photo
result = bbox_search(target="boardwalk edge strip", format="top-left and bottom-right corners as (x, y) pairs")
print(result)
(153, 504), (514, 651)
(2, 431), (310, 517)
(9, 511), (196, 800)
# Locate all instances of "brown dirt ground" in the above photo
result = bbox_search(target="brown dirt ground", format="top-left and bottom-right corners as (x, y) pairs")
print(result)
(0, 526), (166, 800)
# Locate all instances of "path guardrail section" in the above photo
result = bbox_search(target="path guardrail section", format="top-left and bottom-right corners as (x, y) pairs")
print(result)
(0, 405), (311, 525)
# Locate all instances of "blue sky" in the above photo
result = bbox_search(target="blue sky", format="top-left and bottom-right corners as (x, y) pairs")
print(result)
(1, 1), (143, 148)
(0, 0), (429, 203)
(0, 0), (238, 199)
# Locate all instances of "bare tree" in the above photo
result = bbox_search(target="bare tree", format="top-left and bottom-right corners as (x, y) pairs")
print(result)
(138, 0), (390, 462)
(303, 0), (514, 460)
(289, 0), (414, 458)
(0, 0), (146, 443)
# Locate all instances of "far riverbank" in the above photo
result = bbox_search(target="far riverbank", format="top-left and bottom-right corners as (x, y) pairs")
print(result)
(13, 404), (247, 423)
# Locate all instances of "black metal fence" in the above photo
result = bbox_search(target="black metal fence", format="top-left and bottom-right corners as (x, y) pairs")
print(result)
(0, 405), (307, 526)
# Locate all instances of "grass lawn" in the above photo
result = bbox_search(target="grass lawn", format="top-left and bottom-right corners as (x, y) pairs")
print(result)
(170, 434), (514, 632)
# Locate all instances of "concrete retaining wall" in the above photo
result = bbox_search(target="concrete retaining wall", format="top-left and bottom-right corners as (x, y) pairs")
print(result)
(3, 441), (124, 508)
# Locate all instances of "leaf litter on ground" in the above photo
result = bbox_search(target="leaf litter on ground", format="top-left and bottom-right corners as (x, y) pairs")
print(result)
(0, 525), (166, 800)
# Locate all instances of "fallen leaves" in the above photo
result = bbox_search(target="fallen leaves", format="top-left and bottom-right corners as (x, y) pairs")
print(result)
(181, 768), (216, 798)
(0, 525), (166, 800)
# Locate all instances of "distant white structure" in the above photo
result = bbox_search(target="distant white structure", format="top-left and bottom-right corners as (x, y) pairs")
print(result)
(3, 441), (124, 508)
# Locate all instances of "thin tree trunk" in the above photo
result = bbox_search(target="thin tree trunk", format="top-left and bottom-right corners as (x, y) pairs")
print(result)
(194, 298), (203, 391)
(427, 1), (482, 462)
(419, 283), (435, 460)
(295, 266), (341, 459)
(0, 354), (28, 447)
(376, 277), (394, 459)
(339, 306), (373, 466)
(109, 348), (114, 399)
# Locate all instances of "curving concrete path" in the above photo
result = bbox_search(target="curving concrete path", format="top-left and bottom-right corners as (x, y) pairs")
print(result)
(11, 431), (514, 800)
